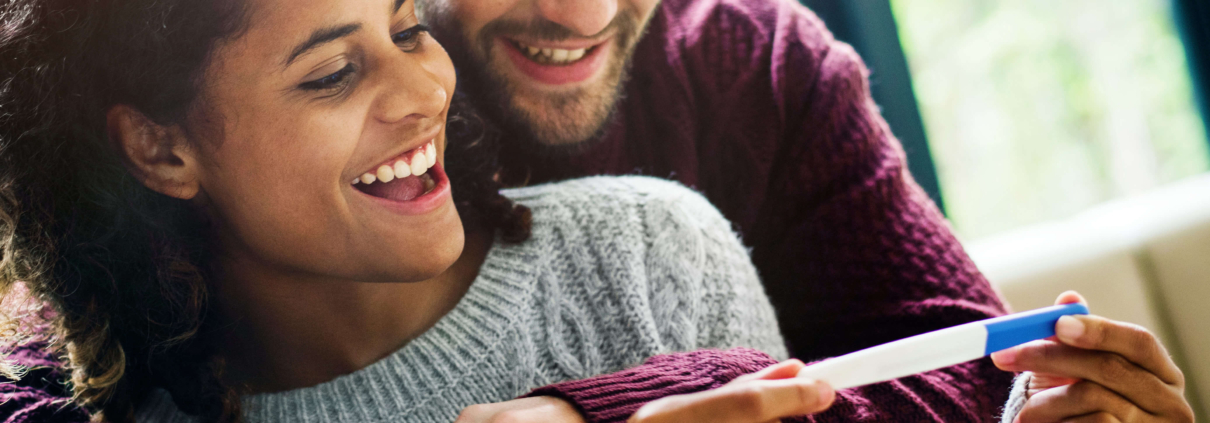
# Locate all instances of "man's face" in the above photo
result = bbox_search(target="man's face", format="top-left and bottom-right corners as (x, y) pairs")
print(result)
(422, 0), (660, 146)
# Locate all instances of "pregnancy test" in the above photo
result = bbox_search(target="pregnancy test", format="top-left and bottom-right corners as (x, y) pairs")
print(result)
(796, 303), (1090, 390)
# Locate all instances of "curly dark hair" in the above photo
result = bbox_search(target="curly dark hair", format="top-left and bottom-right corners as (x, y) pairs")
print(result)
(0, 0), (530, 422)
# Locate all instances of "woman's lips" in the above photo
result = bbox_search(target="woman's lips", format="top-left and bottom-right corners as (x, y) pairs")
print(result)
(499, 37), (611, 85)
(353, 162), (451, 216)
(352, 140), (437, 202)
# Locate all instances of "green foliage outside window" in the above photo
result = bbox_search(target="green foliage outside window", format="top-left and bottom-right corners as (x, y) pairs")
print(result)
(891, 0), (1208, 239)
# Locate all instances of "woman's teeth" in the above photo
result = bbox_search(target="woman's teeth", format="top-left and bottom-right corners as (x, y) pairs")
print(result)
(353, 141), (437, 186)
(516, 42), (589, 65)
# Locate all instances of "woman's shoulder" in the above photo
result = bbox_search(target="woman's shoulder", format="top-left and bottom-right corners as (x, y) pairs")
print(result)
(494, 177), (777, 368)
(502, 174), (691, 198)
(502, 175), (726, 229)
(500, 175), (746, 275)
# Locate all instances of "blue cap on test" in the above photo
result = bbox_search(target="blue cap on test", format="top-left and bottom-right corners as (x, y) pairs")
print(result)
(983, 303), (1090, 355)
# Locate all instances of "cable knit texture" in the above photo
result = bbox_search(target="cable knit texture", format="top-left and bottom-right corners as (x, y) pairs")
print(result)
(125, 176), (786, 422)
(492, 0), (1016, 420)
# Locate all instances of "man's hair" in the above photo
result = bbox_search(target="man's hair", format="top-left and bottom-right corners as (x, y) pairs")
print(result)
(0, 1), (528, 421)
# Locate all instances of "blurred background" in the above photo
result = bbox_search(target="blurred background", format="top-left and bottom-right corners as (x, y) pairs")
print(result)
(798, 0), (1209, 419)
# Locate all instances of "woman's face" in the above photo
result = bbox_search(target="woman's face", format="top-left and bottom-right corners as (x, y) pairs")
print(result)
(191, 0), (460, 283)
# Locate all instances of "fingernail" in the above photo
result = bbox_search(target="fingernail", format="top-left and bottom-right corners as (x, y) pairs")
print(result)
(1055, 315), (1085, 343)
(991, 348), (1017, 366)
(814, 380), (835, 404)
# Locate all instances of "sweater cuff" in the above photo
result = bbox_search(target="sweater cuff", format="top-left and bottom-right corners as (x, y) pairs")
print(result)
(524, 348), (780, 423)
(999, 372), (1032, 423)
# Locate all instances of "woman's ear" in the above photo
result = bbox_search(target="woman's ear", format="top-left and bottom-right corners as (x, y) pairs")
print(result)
(107, 105), (202, 200)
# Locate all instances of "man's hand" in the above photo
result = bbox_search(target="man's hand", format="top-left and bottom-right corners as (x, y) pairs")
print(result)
(628, 359), (835, 423)
(455, 396), (586, 423)
(991, 291), (1195, 422)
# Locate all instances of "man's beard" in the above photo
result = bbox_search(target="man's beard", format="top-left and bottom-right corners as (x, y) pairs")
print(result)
(426, 6), (652, 155)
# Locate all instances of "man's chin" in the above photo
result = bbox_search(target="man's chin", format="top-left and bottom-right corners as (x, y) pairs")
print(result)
(510, 97), (617, 147)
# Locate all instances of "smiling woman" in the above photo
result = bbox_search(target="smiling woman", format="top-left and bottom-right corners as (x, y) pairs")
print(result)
(0, 0), (787, 421)
(0, 0), (523, 418)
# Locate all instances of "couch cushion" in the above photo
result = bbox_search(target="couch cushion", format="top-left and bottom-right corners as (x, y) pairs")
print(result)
(969, 231), (1164, 336)
(1143, 217), (1210, 416)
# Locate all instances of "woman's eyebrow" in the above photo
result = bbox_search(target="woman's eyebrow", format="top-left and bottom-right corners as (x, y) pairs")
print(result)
(393, 0), (406, 14)
(285, 23), (362, 68)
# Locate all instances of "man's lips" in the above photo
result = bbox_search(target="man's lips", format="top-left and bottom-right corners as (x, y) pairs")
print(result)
(498, 37), (611, 85)
(505, 36), (607, 50)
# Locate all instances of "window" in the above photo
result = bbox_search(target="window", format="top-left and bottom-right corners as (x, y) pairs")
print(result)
(890, 0), (1208, 239)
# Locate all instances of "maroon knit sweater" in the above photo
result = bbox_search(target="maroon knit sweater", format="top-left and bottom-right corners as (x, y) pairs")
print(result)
(502, 0), (1015, 420)
(0, 0), (1013, 421)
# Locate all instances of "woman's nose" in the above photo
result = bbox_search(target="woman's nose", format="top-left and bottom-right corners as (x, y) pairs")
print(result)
(373, 54), (451, 125)
(536, 0), (618, 37)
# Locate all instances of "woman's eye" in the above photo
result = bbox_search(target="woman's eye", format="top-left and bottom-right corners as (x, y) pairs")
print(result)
(299, 64), (356, 92)
(392, 24), (429, 52)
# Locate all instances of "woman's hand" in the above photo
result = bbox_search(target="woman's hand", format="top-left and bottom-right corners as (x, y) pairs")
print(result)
(454, 396), (586, 423)
(628, 359), (835, 423)
(991, 291), (1194, 422)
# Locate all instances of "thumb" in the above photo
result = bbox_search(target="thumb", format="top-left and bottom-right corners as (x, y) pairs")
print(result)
(731, 359), (806, 384)
(1054, 290), (1089, 307)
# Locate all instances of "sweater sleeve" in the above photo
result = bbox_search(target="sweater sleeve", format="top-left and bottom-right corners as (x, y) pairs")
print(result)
(1000, 372), (1032, 423)
(0, 341), (90, 423)
(526, 348), (816, 423)
(740, 1), (1017, 420)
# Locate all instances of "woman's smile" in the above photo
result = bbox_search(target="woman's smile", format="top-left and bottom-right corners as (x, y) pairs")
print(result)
(351, 156), (453, 216)
(348, 124), (451, 215)
(352, 140), (437, 188)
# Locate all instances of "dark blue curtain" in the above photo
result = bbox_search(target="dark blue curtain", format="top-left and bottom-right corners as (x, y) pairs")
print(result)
(1174, 0), (1210, 150)
(798, 0), (945, 213)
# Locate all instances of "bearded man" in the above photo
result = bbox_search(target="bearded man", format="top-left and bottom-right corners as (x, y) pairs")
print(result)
(419, 0), (1015, 421)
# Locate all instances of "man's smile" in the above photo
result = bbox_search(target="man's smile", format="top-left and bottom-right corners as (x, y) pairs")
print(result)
(496, 36), (613, 86)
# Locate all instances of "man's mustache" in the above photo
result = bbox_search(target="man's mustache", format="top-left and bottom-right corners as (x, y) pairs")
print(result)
(476, 11), (640, 46)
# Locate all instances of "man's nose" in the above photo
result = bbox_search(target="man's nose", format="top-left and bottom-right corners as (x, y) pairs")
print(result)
(536, 0), (618, 37)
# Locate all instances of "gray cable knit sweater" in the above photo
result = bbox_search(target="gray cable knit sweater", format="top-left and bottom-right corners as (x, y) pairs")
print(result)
(135, 176), (788, 423)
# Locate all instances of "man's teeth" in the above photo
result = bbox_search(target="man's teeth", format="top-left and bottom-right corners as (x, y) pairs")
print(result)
(353, 142), (437, 186)
(518, 43), (588, 65)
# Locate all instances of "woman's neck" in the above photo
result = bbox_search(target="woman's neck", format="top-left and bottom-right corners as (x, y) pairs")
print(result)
(214, 228), (494, 393)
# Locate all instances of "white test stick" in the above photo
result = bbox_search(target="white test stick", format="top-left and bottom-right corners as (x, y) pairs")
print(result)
(796, 303), (1089, 390)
